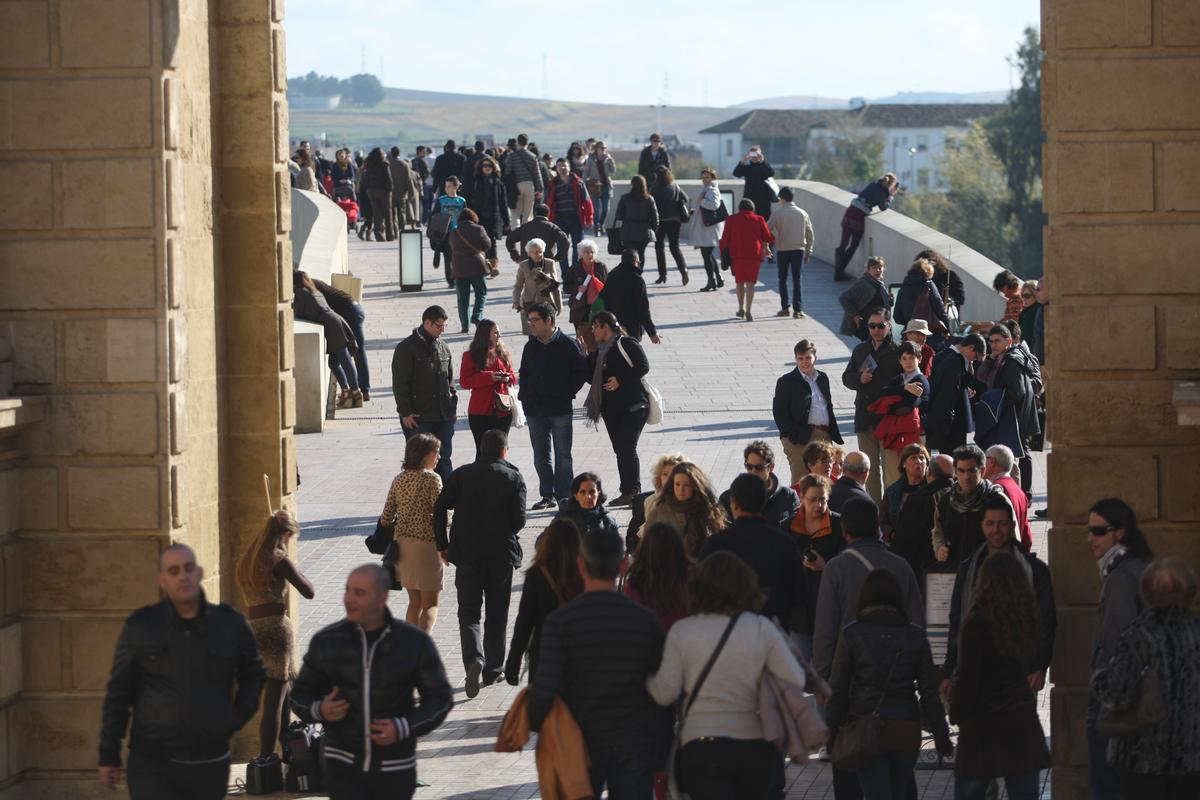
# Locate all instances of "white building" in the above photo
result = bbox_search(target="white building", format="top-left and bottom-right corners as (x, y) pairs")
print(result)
(699, 104), (1001, 194)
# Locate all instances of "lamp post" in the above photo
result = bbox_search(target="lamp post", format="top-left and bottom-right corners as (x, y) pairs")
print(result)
(908, 146), (917, 191)
(398, 228), (424, 292)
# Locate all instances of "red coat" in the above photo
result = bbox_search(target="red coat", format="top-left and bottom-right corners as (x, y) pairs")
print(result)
(919, 343), (935, 376)
(459, 351), (517, 416)
(547, 176), (595, 229)
(718, 210), (773, 267)
(867, 395), (922, 451)
(994, 474), (1033, 551)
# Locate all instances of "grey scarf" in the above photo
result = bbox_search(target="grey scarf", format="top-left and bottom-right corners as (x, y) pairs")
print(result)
(1098, 543), (1127, 580)
(585, 336), (618, 426)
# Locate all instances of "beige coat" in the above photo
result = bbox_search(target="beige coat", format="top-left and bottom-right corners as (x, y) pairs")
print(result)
(512, 257), (563, 313)
(768, 201), (815, 255)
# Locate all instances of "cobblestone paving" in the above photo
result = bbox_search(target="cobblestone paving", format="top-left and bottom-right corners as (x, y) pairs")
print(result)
(293, 234), (1051, 799)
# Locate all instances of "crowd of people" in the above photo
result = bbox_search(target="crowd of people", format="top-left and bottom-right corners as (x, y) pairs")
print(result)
(93, 134), (1200, 800)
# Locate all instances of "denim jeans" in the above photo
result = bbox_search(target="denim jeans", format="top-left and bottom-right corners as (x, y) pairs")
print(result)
(558, 213), (584, 272)
(955, 772), (1040, 800)
(1086, 696), (1121, 800)
(455, 275), (488, 330)
(401, 418), (454, 484)
(856, 749), (918, 800)
(602, 405), (648, 494)
(345, 302), (370, 392)
(526, 412), (573, 500)
(454, 560), (513, 681)
(777, 249), (805, 310)
(594, 187), (611, 233)
(588, 742), (656, 800)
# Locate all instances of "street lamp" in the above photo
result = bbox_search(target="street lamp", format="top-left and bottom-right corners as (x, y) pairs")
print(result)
(908, 146), (917, 190)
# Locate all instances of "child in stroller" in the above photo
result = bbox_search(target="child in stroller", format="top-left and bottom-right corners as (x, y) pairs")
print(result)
(333, 183), (359, 231)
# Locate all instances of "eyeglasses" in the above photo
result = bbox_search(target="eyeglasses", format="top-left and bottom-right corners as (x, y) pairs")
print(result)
(744, 462), (771, 472)
(1087, 525), (1115, 537)
(526, 316), (544, 324)
(428, 320), (447, 330)
(867, 323), (888, 330)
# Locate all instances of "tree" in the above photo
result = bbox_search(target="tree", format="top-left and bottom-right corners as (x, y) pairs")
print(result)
(984, 26), (1044, 276)
(286, 72), (385, 108)
(345, 73), (385, 107)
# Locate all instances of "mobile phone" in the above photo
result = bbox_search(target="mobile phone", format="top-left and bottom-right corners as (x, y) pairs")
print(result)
(804, 549), (818, 563)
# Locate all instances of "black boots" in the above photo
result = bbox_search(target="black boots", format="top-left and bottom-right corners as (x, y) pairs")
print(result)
(833, 246), (851, 281)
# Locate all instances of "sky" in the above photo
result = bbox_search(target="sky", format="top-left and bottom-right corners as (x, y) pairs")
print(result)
(284, 0), (1042, 107)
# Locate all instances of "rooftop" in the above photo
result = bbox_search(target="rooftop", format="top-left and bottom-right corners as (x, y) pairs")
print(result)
(699, 103), (1003, 136)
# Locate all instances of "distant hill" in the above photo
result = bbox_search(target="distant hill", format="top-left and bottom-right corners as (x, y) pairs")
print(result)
(287, 85), (1010, 153)
(288, 86), (734, 153)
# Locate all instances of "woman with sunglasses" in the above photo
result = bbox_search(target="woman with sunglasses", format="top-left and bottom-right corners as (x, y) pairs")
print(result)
(1017, 280), (1041, 361)
(1085, 498), (1154, 800)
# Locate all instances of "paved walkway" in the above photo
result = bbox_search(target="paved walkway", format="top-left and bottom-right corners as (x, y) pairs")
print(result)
(292, 233), (1051, 799)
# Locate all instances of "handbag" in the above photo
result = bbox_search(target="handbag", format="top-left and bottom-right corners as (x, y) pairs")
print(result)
(493, 389), (516, 415)
(764, 176), (781, 203)
(607, 224), (624, 256)
(667, 614), (741, 800)
(1096, 630), (1165, 737)
(365, 517), (394, 555)
(245, 754), (284, 794)
(616, 338), (664, 425)
(701, 200), (729, 227)
(283, 722), (324, 793)
(676, 193), (691, 223)
(829, 648), (902, 771)
(586, 176), (602, 198)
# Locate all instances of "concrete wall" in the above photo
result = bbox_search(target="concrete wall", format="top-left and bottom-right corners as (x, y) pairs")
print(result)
(290, 188), (349, 282)
(1041, 1), (1200, 797)
(0, 0), (295, 793)
(605, 179), (1006, 324)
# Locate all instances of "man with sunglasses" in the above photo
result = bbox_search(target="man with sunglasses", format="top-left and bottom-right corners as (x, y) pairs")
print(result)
(842, 307), (902, 501)
(717, 440), (801, 531)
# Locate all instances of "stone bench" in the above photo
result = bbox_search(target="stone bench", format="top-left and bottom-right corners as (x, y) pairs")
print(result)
(293, 321), (330, 434)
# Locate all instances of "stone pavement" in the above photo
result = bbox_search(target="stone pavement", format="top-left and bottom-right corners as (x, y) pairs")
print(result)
(292, 234), (1052, 799)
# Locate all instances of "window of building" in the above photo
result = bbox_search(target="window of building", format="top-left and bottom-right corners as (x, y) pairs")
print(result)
(917, 168), (930, 189)
(917, 134), (928, 152)
(726, 139), (733, 157)
(901, 170), (911, 183)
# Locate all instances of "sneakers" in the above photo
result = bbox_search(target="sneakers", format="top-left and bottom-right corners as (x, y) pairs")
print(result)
(775, 309), (790, 317)
(531, 497), (556, 511)
(465, 661), (482, 699)
(817, 745), (831, 762)
(794, 310), (805, 319)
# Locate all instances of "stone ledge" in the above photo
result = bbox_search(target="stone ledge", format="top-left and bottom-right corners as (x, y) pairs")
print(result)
(1174, 381), (1200, 425)
(0, 397), (47, 438)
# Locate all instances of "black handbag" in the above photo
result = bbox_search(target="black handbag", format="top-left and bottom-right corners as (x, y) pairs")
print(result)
(365, 518), (394, 555)
(830, 649), (901, 771)
(702, 201), (729, 227)
(245, 755), (284, 795)
(607, 225), (623, 256)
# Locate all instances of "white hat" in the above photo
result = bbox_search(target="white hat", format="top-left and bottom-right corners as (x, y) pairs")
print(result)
(903, 319), (933, 336)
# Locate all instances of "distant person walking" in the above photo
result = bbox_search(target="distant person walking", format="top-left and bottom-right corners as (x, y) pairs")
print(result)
(613, 175), (659, 267)
(719, 198), (774, 322)
(563, 239), (608, 353)
(449, 208), (492, 334)
(467, 155), (511, 275)
(650, 166), (691, 285)
(363, 147), (395, 242)
(733, 145), (777, 229)
(546, 158), (595, 270)
(834, 173), (899, 281)
(597, 249), (661, 344)
(584, 141), (616, 235)
(688, 167), (726, 292)
(768, 186), (814, 318)
(585, 311), (651, 506)
(511, 238), (563, 336)
(508, 133), (545, 225)
(392, 305), (458, 484)
(459, 320), (517, 449)
(637, 132), (671, 183)
(379, 433), (444, 631)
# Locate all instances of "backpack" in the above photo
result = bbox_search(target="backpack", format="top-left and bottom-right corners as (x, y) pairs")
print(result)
(911, 285), (947, 336)
(283, 722), (324, 793)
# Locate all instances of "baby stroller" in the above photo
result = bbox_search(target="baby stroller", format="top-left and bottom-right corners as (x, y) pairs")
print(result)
(333, 183), (358, 231)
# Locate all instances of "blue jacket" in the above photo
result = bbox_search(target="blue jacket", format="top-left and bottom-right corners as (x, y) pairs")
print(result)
(518, 328), (589, 417)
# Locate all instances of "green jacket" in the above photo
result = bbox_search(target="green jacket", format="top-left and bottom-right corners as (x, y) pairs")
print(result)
(391, 327), (457, 422)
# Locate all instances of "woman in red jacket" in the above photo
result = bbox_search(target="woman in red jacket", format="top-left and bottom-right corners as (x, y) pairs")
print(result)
(718, 198), (774, 322)
(459, 319), (518, 451)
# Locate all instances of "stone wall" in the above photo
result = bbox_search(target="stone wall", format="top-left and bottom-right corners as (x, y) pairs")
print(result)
(0, 0), (293, 794)
(1042, 1), (1200, 796)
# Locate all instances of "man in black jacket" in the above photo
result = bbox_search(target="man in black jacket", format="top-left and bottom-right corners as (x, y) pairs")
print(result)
(392, 305), (457, 483)
(829, 451), (873, 514)
(716, 440), (801, 531)
(99, 544), (264, 799)
(773, 338), (844, 485)
(599, 250), (661, 343)
(518, 303), (590, 509)
(505, 203), (568, 264)
(430, 139), (466, 192)
(636, 132), (670, 184)
(703, 474), (804, 630)
(529, 527), (664, 798)
(292, 565), (452, 799)
(842, 307), (902, 501)
(938, 494), (1056, 702)
(433, 430), (527, 696)
(925, 333), (986, 454)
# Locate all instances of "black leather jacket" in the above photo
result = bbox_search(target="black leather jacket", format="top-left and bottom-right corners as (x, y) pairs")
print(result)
(433, 456), (527, 567)
(99, 596), (265, 766)
(826, 606), (951, 750)
(292, 611), (452, 773)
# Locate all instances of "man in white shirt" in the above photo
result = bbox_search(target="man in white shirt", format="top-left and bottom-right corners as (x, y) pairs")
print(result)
(772, 339), (845, 485)
(767, 186), (815, 319)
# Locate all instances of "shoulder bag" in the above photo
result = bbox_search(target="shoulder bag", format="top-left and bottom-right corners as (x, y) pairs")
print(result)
(607, 222), (624, 256)
(616, 337), (664, 425)
(1096, 627), (1165, 737)
(830, 648), (901, 771)
(676, 190), (691, 223)
(701, 197), (729, 227)
(668, 613), (741, 800)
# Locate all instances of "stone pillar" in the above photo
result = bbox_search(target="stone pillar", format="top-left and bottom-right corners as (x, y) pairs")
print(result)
(1042, 1), (1200, 797)
(0, 0), (293, 791)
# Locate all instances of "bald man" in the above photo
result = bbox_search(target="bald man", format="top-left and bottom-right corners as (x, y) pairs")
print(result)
(99, 544), (264, 799)
(828, 450), (872, 514)
(292, 565), (452, 800)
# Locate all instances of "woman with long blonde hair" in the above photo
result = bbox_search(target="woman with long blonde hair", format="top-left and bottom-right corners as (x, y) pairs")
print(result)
(235, 509), (315, 760)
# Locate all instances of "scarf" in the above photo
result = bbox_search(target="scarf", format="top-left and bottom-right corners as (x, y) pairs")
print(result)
(947, 479), (994, 514)
(792, 510), (833, 538)
(585, 335), (618, 426)
(1098, 543), (1128, 580)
